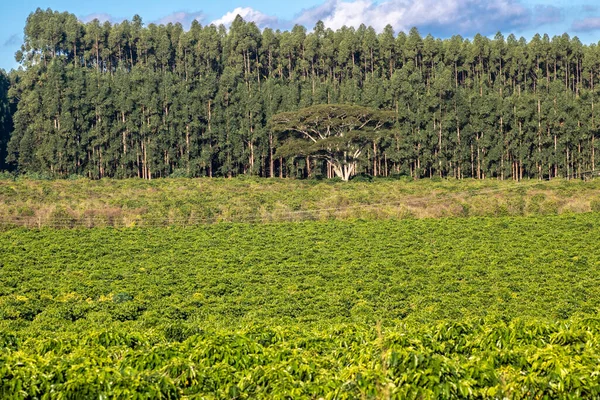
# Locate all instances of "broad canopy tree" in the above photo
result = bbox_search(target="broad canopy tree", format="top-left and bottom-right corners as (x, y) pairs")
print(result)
(270, 104), (395, 180)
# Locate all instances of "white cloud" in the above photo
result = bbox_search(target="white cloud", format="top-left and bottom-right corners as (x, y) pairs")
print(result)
(294, 0), (338, 27)
(582, 5), (597, 13)
(293, 0), (534, 36)
(533, 5), (562, 26)
(155, 11), (206, 28)
(76, 0), (562, 37)
(210, 7), (280, 28)
(572, 17), (600, 32)
(79, 13), (123, 24)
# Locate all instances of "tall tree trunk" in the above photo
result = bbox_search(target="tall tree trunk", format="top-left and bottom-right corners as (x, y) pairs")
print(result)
(373, 141), (377, 176)
(269, 133), (274, 178)
(279, 157), (283, 178)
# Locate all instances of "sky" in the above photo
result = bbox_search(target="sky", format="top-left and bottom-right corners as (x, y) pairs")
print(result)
(1, 0), (600, 71)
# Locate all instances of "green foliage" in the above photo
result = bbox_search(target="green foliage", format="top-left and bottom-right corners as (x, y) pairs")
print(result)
(48, 206), (76, 228)
(5, 9), (600, 181)
(0, 171), (16, 180)
(0, 70), (12, 171)
(1, 213), (600, 395)
(2, 319), (600, 398)
(1, 214), (600, 330)
(271, 104), (394, 180)
(350, 173), (374, 182)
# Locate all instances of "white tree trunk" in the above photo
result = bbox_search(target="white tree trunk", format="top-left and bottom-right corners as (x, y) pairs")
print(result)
(329, 160), (356, 181)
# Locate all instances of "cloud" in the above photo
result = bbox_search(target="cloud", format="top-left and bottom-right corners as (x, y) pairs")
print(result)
(533, 5), (562, 26)
(154, 11), (206, 29)
(211, 7), (280, 28)
(3, 34), (22, 47)
(294, 0), (338, 27)
(292, 0), (534, 36)
(79, 13), (124, 24)
(582, 5), (597, 13)
(572, 17), (600, 32)
(69, 1), (564, 38)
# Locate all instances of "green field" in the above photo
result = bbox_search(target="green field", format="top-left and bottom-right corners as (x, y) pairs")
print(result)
(2, 177), (600, 228)
(2, 213), (600, 397)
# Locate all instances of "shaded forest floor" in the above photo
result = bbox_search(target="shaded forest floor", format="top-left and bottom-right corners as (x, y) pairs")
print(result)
(1, 177), (600, 228)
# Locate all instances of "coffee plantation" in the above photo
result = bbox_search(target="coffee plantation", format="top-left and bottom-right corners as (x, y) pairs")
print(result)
(2, 214), (600, 397)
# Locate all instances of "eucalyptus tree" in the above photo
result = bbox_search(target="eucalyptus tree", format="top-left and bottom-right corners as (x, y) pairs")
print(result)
(0, 70), (13, 170)
(378, 25), (397, 79)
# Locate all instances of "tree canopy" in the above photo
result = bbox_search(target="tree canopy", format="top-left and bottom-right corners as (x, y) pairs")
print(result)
(3, 8), (600, 180)
(0, 70), (11, 171)
(271, 104), (395, 180)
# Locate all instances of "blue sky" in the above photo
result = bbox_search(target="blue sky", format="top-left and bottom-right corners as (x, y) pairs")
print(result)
(2, 0), (600, 71)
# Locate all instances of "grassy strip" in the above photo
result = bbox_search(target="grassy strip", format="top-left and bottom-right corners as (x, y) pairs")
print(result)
(1, 177), (600, 227)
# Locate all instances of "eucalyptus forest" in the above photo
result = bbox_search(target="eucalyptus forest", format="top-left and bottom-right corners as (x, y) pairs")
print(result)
(2, 8), (600, 180)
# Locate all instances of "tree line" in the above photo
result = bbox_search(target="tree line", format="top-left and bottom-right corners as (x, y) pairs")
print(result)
(3, 8), (600, 180)
(0, 70), (12, 171)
